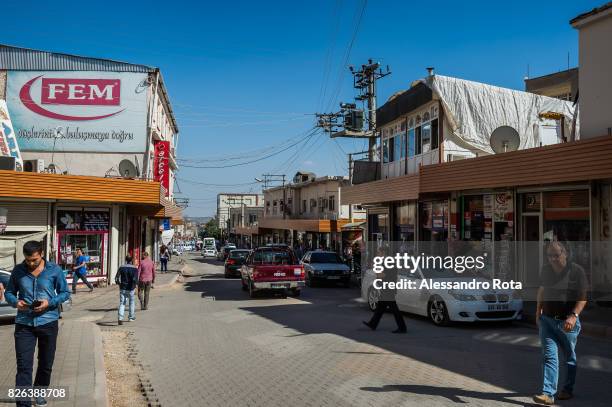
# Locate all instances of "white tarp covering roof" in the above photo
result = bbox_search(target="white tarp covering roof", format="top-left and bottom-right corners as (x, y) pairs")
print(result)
(424, 75), (579, 155)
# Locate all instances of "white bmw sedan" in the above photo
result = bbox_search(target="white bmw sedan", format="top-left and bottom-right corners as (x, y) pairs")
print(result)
(361, 267), (523, 326)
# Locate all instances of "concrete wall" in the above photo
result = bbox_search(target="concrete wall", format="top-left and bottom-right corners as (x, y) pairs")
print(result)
(576, 10), (612, 138)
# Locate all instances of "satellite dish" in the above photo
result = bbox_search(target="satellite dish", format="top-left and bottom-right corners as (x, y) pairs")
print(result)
(490, 126), (520, 154)
(118, 160), (138, 178)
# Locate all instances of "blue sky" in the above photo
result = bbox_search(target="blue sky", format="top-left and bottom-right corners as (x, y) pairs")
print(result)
(5, 0), (601, 216)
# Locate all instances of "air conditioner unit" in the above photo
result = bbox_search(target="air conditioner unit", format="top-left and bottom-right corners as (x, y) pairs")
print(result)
(23, 159), (45, 173)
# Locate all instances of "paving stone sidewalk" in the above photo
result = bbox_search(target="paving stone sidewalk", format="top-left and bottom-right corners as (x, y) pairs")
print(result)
(0, 262), (181, 407)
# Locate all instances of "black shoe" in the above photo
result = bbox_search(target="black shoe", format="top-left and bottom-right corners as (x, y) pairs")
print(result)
(118, 320), (123, 326)
(362, 321), (375, 331)
(89, 287), (94, 293)
(392, 329), (407, 334)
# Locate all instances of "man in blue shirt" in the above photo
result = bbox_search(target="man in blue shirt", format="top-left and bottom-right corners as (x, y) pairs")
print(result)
(5, 240), (71, 407)
(71, 248), (93, 294)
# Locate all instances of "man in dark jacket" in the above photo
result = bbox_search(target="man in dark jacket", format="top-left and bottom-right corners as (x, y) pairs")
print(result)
(363, 248), (407, 334)
(115, 255), (138, 325)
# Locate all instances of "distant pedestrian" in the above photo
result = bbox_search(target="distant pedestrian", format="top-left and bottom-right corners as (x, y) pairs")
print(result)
(116, 255), (138, 325)
(4, 240), (70, 407)
(362, 248), (406, 334)
(533, 241), (588, 405)
(137, 252), (155, 310)
(71, 248), (94, 294)
(159, 245), (170, 273)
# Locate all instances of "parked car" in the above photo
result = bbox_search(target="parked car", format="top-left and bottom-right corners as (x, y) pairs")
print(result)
(1, 268), (72, 321)
(224, 249), (251, 278)
(361, 267), (523, 326)
(217, 244), (237, 261)
(302, 251), (351, 288)
(240, 247), (304, 298)
(202, 247), (218, 258)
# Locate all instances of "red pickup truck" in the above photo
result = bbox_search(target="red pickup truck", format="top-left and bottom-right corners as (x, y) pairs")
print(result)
(240, 247), (305, 298)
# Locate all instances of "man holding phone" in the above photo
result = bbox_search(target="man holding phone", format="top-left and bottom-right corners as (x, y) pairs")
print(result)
(4, 240), (71, 407)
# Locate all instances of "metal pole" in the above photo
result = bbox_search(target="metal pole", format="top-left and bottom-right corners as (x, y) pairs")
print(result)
(368, 65), (377, 161)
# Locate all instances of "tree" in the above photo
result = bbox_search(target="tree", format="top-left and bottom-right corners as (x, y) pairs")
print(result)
(202, 217), (220, 239)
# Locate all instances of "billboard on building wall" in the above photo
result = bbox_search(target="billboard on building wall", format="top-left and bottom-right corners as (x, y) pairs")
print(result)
(6, 71), (148, 153)
(0, 100), (23, 168)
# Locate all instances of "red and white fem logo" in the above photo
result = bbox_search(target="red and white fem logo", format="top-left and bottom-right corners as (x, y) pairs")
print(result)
(19, 75), (125, 121)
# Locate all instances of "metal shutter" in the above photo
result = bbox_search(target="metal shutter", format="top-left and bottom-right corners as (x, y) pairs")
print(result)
(0, 202), (49, 227)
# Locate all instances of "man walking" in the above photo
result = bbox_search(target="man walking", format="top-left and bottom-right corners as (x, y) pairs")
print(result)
(4, 240), (70, 407)
(362, 249), (406, 334)
(137, 252), (155, 310)
(115, 255), (138, 325)
(71, 248), (93, 294)
(533, 241), (588, 405)
(159, 245), (170, 273)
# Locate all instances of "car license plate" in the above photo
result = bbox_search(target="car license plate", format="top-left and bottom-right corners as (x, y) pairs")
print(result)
(487, 304), (509, 311)
(271, 283), (288, 289)
(327, 276), (341, 280)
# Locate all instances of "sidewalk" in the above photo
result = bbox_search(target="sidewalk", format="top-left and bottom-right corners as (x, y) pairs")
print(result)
(0, 261), (182, 407)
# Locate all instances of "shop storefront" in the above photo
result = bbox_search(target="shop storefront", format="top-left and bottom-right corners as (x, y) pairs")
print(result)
(419, 199), (449, 241)
(367, 207), (390, 243)
(56, 209), (110, 284)
(461, 191), (514, 242)
(393, 201), (416, 242)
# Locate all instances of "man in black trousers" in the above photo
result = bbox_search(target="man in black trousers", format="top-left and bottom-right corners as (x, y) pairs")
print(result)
(363, 250), (407, 334)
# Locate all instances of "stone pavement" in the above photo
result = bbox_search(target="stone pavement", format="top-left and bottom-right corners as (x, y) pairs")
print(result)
(0, 260), (181, 407)
(92, 254), (612, 407)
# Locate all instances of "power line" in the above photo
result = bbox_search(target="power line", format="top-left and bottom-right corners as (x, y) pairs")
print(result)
(179, 127), (319, 169)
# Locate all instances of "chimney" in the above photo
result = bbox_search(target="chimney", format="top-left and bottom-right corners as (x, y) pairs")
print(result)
(426, 67), (435, 76)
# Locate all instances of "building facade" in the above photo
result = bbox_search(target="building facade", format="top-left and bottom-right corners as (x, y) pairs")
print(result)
(216, 193), (263, 235)
(0, 44), (181, 284)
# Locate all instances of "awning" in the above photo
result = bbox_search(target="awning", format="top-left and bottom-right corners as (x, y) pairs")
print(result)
(341, 221), (365, 230)
(0, 231), (47, 270)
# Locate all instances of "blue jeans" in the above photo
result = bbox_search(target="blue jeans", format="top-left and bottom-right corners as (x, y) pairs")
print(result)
(14, 321), (58, 407)
(160, 258), (168, 272)
(118, 289), (135, 321)
(539, 314), (581, 396)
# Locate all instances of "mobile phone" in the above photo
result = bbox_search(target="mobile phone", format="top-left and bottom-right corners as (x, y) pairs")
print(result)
(31, 300), (42, 309)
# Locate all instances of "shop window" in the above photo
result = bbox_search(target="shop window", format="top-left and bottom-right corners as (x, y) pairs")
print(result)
(522, 193), (541, 212)
(394, 201), (416, 241)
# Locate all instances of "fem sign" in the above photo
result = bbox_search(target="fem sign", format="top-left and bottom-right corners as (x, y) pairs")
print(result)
(7, 71), (148, 153)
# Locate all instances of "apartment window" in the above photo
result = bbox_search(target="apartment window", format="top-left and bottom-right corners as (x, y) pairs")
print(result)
(329, 196), (335, 211)
(400, 133), (407, 159)
(302, 200), (307, 213)
(415, 127), (422, 155)
(273, 200), (277, 207)
(249, 214), (257, 224)
(383, 138), (390, 163)
(431, 118), (439, 150)
(408, 128), (415, 157)
(421, 122), (431, 153)
(393, 135), (401, 161)
(310, 198), (317, 208)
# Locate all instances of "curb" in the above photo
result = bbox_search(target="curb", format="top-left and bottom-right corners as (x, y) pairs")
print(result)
(91, 322), (110, 407)
(519, 314), (612, 340)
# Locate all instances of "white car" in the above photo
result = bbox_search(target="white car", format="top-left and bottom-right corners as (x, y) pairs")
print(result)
(361, 267), (523, 326)
(202, 247), (218, 258)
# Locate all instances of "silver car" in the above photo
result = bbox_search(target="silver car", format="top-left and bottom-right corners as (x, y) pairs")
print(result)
(0, 269), (72, 321)
(302, 251), (351, 288)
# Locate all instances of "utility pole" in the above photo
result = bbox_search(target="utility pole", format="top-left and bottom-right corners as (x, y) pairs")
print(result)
(315, 58), (390, 161)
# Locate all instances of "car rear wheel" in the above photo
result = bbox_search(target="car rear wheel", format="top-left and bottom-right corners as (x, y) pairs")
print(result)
(306, 273), (316, 288)
(428, 296), (450, 326)
(367, 287), (380, 312)
(289, 288), (301, 297)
